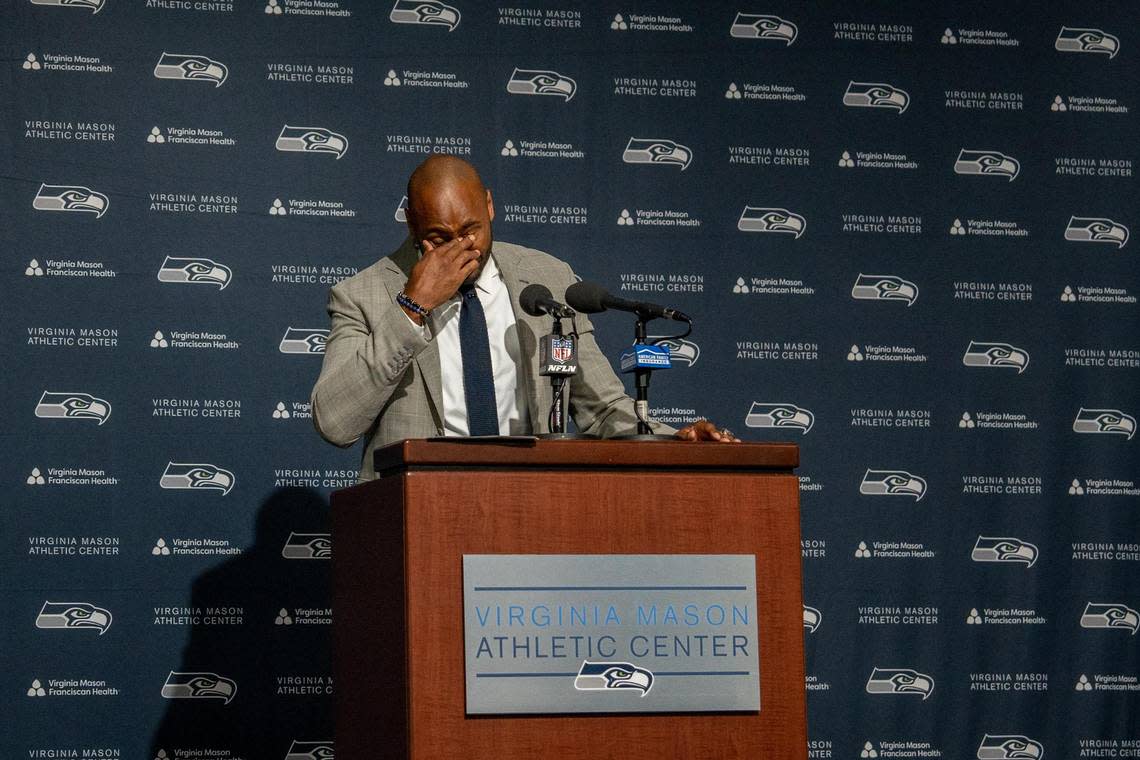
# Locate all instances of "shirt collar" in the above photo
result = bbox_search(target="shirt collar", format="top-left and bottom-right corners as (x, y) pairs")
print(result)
(472, 252), (501, 295)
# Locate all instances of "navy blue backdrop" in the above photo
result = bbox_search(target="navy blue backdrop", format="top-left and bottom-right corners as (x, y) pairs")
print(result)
(3, 1), (1138, 758)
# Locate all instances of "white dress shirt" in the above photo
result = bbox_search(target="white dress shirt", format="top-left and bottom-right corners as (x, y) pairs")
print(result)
(411, 255), (531, 436)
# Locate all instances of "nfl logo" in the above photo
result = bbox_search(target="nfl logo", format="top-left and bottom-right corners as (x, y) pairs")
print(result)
(551, 338), (574, 362)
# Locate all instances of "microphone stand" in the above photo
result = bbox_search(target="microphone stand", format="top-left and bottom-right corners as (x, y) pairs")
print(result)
(613, 314), (676, 441)
(537, 315), (593, 440)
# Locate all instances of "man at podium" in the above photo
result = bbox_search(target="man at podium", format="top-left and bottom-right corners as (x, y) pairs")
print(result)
(311, 155), (734, 478)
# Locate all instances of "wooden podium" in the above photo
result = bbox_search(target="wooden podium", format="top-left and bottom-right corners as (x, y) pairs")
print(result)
(331, 439), (805, 759)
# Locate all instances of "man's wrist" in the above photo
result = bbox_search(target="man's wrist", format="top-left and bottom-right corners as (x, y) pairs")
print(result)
(396, 290), (430, 324)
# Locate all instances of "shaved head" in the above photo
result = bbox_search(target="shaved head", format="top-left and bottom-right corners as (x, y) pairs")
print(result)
(405, 154), (495, 284)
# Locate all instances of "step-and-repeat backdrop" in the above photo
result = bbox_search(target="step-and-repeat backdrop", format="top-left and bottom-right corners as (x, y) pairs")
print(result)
(4, 1), (1137, 758)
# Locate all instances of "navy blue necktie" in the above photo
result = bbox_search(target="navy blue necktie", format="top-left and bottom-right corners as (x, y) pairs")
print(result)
(458, 284), (499, 436)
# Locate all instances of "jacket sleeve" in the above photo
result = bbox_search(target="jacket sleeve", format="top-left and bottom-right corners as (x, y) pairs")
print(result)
(310, 281), (431, 447)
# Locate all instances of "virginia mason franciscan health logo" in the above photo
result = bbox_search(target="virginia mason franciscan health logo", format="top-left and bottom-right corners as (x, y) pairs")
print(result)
(153, 53), (228, 87)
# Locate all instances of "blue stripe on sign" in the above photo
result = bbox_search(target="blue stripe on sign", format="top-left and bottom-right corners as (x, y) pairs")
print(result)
(471, 585), (749, 591)
(475, 671), (750, 678)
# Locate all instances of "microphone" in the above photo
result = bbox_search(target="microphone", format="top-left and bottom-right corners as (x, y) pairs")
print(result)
(519, 283), (575, 319)
(564, 281), (690, 322)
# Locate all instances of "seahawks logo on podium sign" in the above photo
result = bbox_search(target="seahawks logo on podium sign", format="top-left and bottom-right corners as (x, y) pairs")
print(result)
(865, 667), (934, 699)
(1055, 27), (1120, 58)
(1064, 216), (1129, 248)
(977, 734), (1045, 759)
(29, 0), (105, 13)
(954, 150), (1020, 181)
(506, 68), (577, 101)
(729, 14), (797, 44)
(280, 328), (329, 355)
(574, 661), (653, 697)
(282, 532), (332, 559)
(622, 138), (693, 170)
(285, 740), (335, 760)
(962, 341), (1029, 373)
(160, 462), (235, 495)
(276, 125), (349, 159)
(745, 403), (814, 434)
(971, 536), (1039, 568)
(842, 82), (910, 114)
(32, 183), (109, 218)
(35, 601), (112, 635)
(153, 53), (228, 88)
(737, 207), (806, 237)
(651, 336), (700, 366)
(1072, 408), (1136, 439)
(35, 391), (111, 425)
(1080, 602), (1139, 635)
(803, 605), (822, 633)
(161, 671), (236, 704)
(157, 256), (232, 289)
(851, 274), (919, 306)
(389, 0), (460, 31)
(859, 469), (927, 501)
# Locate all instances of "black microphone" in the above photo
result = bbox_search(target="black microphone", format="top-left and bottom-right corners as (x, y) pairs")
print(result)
(564, 281), (691, 322)
(519, 283), (575, 319)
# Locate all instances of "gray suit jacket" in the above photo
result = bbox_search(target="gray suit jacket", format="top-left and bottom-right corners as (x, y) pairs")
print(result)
(311, 238), (672, 479)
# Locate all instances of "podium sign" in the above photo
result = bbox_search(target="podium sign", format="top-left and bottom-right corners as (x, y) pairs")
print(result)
(462, 554), (761, 714)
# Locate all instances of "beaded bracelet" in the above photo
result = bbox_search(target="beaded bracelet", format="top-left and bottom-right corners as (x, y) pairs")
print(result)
(396, 290), (430, 317)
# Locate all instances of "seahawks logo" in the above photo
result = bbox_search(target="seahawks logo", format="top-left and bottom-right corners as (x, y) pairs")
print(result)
(954, 150), (1020, 181)
(161, 671), (237, 703)
(1055, 27), (1120, 58)
(737, 207), (806, 237)
(843, 82), (910, 114)
(29, 0), (105, 13)
(1080, 602), (1139, 635)
(285, 740), (335, 760)
(389, 0), (460, 31)
(153, 53), (228, 87)
(35, 391), (111, 425)
(506, 68), (577, 101)
(279, 327), (329, 355)
(962, 341), (1029, 373)
(276, 125), (349, 159)
(1072, 408), (1136, 439)
(395, 195), (409, 223)
(160, 462), (235, 495)
(745, 402), (814, 434)
(282, 532), (332, 559)
(650, 336), (700, 366)
(574, 660), (653, 697)
(859, 469), (927, 501)
(157, 256), (233, 289)
(729, 13), (797, 44)
(851, 274), (919, 306)
(977, 734), (1045, 759)
(35, 601), (113, 635)
(865, 667), (934, 699)
(803, 605), (822, 633)
(971, 536), (1039, 568)
(1064, 216), (1129, 249)
(622, 138), (692, 170)
(32, 183), (109, 218)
